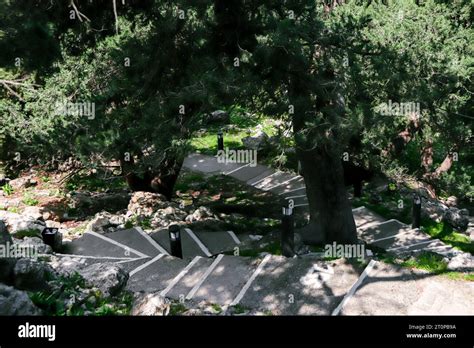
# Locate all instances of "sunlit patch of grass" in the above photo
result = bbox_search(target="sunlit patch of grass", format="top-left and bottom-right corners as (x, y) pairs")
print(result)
(443, 272), (474, 282)
(401, 252), (448, 273)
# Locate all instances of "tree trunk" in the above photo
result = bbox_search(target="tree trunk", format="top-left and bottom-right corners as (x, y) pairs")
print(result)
(297, 145), (358, 244)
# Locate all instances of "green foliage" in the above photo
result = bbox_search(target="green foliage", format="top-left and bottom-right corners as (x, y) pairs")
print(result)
(22, 192), (39, 206)
(1, 183), (13, 195)
(401, 252), (448, 273)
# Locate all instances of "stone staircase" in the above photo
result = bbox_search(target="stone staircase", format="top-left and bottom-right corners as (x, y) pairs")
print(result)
(184, 153), (460, 258)
(61, 228), (362, 313)
(53, 153), (466, 314)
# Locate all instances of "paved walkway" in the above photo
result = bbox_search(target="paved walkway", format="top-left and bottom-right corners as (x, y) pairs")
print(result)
(54, 153), (471, 315)
(184, 153), (460, 258)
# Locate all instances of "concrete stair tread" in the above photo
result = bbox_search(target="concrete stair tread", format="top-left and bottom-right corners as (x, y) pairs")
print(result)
(270, 177), (305, 195)
(188, 255), (261, 305)
(63, 233), (143, 259)
(104, 228), (164, 257)
(358, 220), (409, 243)
(164, 256), (215, 299)
(246, 169), (275, 185)
(352, 206), (386, 230)
(126, 255), (189, 293)
(253, 171), (296, 190)
(193, 230), (240, 255)
(237, 256), (361, 315)
(227, 164), (273, 182)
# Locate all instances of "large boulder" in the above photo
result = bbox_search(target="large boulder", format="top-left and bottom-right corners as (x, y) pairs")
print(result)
(78, 263), (129, 297)
(0, 284), (42, 315)
(13, 258), (54, 291)
(205, 110), (230, 125)
(422, 199), (469, 233)
(0, 210), (45, 236)
(447, 253), (474, 271)
(69, 191), (131, 216)
(241, 130), (269, 150)
(131, 292), (170, 316)
(9, 176), (37, 190)
(86, 212), (125, 233)
(15, 236), (53, 255)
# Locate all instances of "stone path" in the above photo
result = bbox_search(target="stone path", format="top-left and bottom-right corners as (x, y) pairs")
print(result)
(60, 227), (363, 313)
(53, 153), (471, 315)
(338, 261), (474, 315)
(184, 153), (460, 258)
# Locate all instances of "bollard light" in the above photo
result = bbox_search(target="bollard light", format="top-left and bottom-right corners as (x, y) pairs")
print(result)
(217, 130), (224, 151)
(169, 224), (183, 259)
(281, 207), (295, 257)
(41, 227), (62, 252)
(412, 194), (421, 228)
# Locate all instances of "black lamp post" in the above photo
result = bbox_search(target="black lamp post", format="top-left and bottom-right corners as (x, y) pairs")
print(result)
(412, 194), (421, 228)
(41, 227), (62, 252)
(169, 224), (183, 258)
(281, 207), (295, 257)
(217, 130), (224, 151)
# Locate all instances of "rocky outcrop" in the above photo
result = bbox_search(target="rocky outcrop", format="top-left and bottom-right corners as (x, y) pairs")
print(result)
(13, 258), (54, 291)
(0, 284), (42, 315)
(422, 199), (469, 233)
(78, 263), (129, 297)
(241, 130), (269, 151)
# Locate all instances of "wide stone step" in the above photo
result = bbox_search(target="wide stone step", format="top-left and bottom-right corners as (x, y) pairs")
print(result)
(162, 256), (215, 300)
(358, 220), (411, 244)
(352, 206), (386, 230)
(193, 230), (241, 255)
(270, 176), (305, 195)
(186, 255), (260, 305)
(246, 169), (275, 185)
(105, 228), (166, 257)
(126, 255), (188, 293)
(63, 232), (145, 259)
(253, 171), (296, 191)
(226, 163), (272, 182)
(236, 256), (361, 315)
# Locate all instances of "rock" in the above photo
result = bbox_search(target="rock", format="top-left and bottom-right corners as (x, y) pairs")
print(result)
(86, 212), (125, 233)
(78, 263), (129, 297)
(131, 292), (171, 316)
(206, 110), (230, 124)
(9, 176), (37, 190)
(422, 199), (469, 232)
(15, 236), (53, 255)
(444, 196), (458, 207)
(13, 258), (54, 291)
(447, 253), (474, 271)
(22, 206), (44, 221)
(0, 284), (42, 315)
(241, 130), (269, 150)
(193, 206), (212, 220)
(0, 210), (45, 235)
(444, 208), (469, 233)
(127, 192), (169, 218)
(69, 191), (131, 216)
